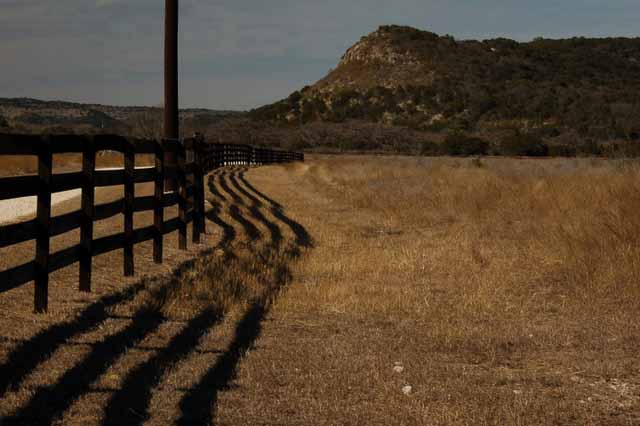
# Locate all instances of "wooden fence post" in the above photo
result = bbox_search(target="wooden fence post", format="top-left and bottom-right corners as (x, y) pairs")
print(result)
(177, 141), (187, 250)
(154, 140), (165, 264)
(80, 137), (95, 292)
(192, 138), (205, 243)
(35, 137), (52, 313)
(124, 139), (135, 276)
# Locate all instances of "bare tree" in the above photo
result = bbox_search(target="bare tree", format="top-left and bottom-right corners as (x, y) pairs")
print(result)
(127, 107), (164, 140)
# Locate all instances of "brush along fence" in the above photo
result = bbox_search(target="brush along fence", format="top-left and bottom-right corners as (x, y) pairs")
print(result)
(0, 134), (303, 312)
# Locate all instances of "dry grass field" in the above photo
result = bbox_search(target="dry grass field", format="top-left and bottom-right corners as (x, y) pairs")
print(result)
(1, 155), (639, 425)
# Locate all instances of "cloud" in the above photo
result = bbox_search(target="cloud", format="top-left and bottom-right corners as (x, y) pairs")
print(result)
(0, 1), (638, 109)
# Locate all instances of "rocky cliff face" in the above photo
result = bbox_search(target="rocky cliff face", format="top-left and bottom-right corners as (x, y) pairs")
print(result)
(313, 26), (438, 93)
(339, 27), (423, 66)
(251, 25), (640, 141)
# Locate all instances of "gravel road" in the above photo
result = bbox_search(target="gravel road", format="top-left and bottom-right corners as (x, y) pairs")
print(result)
(0, 189), (82, 224)
(0, 166), (155, 225)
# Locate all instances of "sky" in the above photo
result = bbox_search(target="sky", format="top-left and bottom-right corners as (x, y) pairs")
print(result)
(1, 0), (638, 110)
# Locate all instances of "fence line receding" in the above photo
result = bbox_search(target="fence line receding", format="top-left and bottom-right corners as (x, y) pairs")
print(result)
(0, 133), (304, 312)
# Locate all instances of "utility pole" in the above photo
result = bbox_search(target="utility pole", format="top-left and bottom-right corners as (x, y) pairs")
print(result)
(164, 0), (178, 190)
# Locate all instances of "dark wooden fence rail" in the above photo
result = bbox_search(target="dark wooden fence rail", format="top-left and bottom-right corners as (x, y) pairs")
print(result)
(0, 133), (303, 312)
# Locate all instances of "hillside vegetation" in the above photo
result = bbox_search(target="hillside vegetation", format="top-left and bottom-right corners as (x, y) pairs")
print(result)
(4, 26), (640, 156)
(251, 25), (640, 149)
(0, 97), (241, 138)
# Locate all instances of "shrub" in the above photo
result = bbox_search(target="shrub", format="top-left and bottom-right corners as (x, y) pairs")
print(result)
(605, 141), (640, 158)
(422, 120), (449, 132)
(576, 140), (603, 156)
(287, 91), (302, 104)
(532, 126), (561, 138)
(442, 133), (489, 156)
(44, 125), (76, 134)
(470, 157), (487, 168)
(499, 133), (549, 156)
(419, 140), (440, 156)
(547, 144), (577, 157)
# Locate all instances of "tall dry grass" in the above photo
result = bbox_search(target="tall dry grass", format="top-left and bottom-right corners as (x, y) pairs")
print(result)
(88, 156), (636, 424)
(8, 156), (631, 425)
(144, 240), (300, 320)
(282, 158), (640, 351)
(0, 153), (154, 177)
(223, 156), (640, 425)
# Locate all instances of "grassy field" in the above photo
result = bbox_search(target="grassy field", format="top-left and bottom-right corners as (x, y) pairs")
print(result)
(1, 155), (639, 425)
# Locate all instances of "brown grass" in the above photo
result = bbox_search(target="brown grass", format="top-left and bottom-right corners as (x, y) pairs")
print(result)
(0, 165), (310, 425)
(0, 156), (638, 425)
(0, 152), (154, 177)
(216, 156), (639, 425)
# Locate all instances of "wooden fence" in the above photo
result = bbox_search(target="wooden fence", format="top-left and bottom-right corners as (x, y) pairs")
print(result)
(0, 133), (303, 312)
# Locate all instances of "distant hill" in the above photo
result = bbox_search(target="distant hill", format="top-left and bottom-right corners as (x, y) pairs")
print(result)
(0, 97), (243, 137)
(251, 25), (640, 142)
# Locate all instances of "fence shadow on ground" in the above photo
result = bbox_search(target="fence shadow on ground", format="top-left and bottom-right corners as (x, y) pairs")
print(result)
(237, 170), (312, 248)
(176, 167), (311, 425)
(0, 280), (147, 399)
(1, 246), (226, 426)
(0, 166), (312, 426)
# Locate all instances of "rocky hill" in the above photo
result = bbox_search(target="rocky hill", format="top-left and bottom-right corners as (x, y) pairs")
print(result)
(251, 25), (640, 142)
